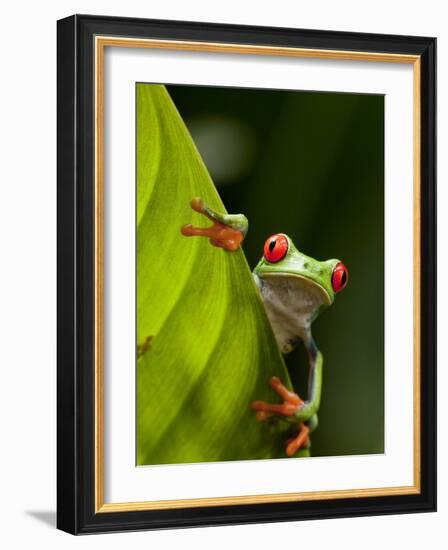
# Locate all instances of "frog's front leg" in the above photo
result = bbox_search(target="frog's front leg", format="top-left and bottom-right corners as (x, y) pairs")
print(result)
(251, 376), (305, 420)
(181, 197), (248, 251)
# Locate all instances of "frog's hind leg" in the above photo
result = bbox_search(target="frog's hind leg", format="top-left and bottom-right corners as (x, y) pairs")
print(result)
(285, 414), (318, 457)
(286, 423), (310, 457)
(181, 197), (248, 252)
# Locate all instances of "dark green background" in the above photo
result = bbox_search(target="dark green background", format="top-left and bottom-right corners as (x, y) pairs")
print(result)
(167, 85), (384, 457)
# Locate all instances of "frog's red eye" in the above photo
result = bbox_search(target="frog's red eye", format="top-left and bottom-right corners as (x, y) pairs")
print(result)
(332, 262), (348, 292)
(263, 234), (288, 263)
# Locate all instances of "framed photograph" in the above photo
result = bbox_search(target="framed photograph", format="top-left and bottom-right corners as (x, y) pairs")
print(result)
(57, 14), (436, 534)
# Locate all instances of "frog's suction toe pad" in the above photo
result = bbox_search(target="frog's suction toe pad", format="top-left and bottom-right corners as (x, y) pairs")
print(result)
(190, 197), (204, 212)
(181, 224), (195, 236)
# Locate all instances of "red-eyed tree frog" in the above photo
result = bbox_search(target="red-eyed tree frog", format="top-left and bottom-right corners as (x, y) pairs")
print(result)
(181, 197), (348, 457)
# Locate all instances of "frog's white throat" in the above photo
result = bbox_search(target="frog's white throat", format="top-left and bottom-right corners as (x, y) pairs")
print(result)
(254, 273), (328, 355)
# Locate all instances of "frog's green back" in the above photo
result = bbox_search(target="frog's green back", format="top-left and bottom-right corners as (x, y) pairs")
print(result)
(136, 84), (296, 465)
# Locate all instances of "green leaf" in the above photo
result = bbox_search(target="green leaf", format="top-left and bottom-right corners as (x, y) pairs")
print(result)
(137, 84), (298, 465)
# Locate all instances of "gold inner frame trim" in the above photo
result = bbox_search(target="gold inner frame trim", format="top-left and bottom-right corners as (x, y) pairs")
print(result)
(94, 35), (421, 513)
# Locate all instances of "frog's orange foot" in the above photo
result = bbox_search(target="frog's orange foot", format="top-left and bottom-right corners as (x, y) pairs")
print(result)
(286, 423), (310, 457)
(251, 376), (304, 421)
(181, 197), (246, 252)
(181, 222), (243, 251)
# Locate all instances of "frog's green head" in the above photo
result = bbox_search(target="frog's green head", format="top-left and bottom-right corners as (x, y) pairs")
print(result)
(253, 233), (348, 307)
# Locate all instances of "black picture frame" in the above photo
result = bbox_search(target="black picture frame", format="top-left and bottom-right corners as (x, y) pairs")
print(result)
(57, 14), (436, 534)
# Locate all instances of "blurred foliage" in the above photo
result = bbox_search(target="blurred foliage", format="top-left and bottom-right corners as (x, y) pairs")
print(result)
(136, 84), (305, 466)
(168, 85), (385, 457)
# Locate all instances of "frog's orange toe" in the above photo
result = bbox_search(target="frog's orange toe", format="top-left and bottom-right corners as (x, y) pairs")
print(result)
(251, 377), (303, 419)
(268, 377), (304, 406)
(181, 223), (213, 238)
(285, 423), (310, 457)
(181, 224), (195, 236)
(251, 399), (299, 417)
(190, 197), (205, 213)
